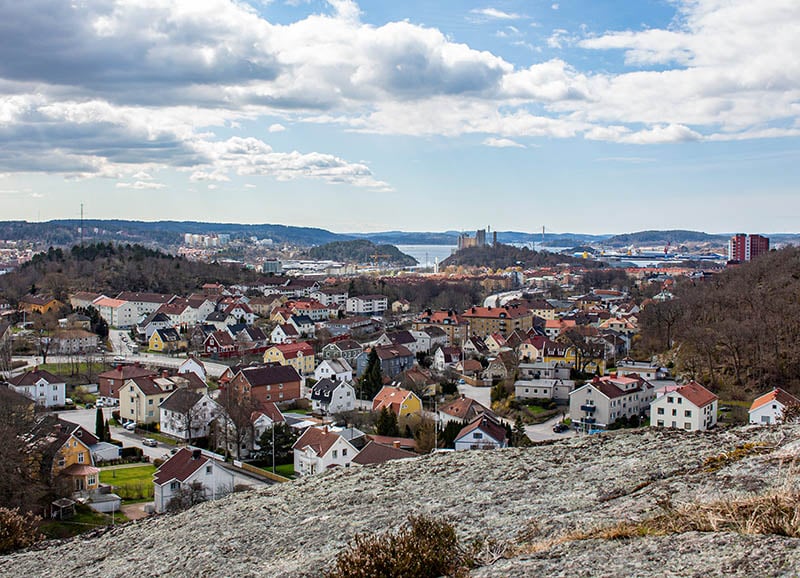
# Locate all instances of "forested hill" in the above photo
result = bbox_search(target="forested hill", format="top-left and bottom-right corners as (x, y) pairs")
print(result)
(603, 230), (727, 247)
(638, 246), (800, 396)
(0, 243), (260, 304)
(442, 244), (597, 269)
(305, 240), (417, 266)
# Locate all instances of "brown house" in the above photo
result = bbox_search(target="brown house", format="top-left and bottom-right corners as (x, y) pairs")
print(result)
(229, 364), (302, 404)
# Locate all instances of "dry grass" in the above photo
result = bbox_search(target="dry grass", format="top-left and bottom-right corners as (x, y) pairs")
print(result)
(702, 442), (767, 473)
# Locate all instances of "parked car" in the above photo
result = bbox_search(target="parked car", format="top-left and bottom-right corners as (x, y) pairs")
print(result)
(113, 355), (125, 362)
(96, 400), (105, 408)
(142, 438), (158, 447)
(124, 421), (136, 431)
(552, 423), (569, 433)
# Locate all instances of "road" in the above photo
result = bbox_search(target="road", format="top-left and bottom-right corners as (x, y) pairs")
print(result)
(525, 412), (577, 442)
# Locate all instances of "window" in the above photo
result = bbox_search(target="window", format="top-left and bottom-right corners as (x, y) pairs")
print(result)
(170, 481), (180, 490)
(130, 386), (134, 392)
(684, 423), (691, 430)
(684, 410), (692, 417)
(667, 396), (674, 403)
(279, 393), (283, 399)
(52, 384), (57, 391)
(78, 452), (85, 463)
(57, 458), (65, 467)
(672, 409), (677, 416)
(677, 398), (682, 404)
(266, 395), (271, 400)
(206, 466), (212, 474)
(332, 450), (338, 458)
(147, 411), (153, 417)
(342, 448), (347, 456)
(88, 475), (96, 486)
(148, 399), (153, 405)
(657, 407), (664, 415)
(656, 420), (664, 427)
(130, 397), (135, 404)
(473, 432), (483, 439)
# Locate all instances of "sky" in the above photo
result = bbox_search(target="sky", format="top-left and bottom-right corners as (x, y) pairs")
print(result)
(0, 0), (799, 235)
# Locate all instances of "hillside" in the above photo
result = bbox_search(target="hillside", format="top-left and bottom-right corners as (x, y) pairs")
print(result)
(0, 243), (260, 304)
(2, 425), (798, 576)
(441, 244), (602, 270)
(637, 246), (800, 396)
(603, 229), (727, 248)
(305, 240), (417, 266)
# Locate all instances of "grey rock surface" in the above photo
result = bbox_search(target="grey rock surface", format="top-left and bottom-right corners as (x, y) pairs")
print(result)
(1, 425), (798, 577)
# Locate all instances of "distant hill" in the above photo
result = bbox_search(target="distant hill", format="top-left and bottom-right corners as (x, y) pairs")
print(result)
(348, 231), (459, 245)
(305, 240), (417, 266)
(603, 230), (728, 247)
(441, 243), (596, 270)
(0, 220), (351, 248)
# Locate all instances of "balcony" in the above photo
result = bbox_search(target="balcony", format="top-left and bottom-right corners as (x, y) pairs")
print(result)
(580, 405), (597, 413)
(583, 417), (596, 424)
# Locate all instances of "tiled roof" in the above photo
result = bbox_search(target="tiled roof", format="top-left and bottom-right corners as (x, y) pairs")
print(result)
(676, 381), (718, 408)
(352, 441), (416, 465)
(750, 388), (800, 412)
(456, 414), (507, 445)
(153, 448), (210, 485)
(160, 388), (204, 413)
(269, 342), (314, 359)
(292, 426), (341, 457)
(99, 365), (156, 380)
(368, 435), (416, 450)
(239, 364), (301, 386)
(372, 386), (414, 412)
(440, 396), (494, 422)
(7, 369), (63, 386)
(374, 344), (412, 360)
(116, 292), (174, 304)
(462, 305), (531, 319)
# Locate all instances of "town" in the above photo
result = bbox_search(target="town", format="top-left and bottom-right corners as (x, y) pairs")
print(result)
(1, 227), (796, 549)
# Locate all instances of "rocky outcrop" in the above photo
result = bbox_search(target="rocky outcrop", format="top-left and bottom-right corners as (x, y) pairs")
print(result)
(2, 425), (799, 577)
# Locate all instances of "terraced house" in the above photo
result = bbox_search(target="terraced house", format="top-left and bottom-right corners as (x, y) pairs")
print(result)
(462, 304), (533, 339)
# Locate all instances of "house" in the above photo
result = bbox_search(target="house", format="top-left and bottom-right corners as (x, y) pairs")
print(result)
(650, 381), (718, 431)
(482, 350), (518, 383)
(514, 379), (576, 402)
(149, 327), (185, 353)
(311, 379), (356, 415)
(432, 346), (461, 371)
(32, 417), (101, 493)
(462, 336), (490, 358)
(355, 344), (415, 379)
(153, 448), (235, 513)
(372, 386), (422, 417)
(438, 395), (495, 425)
(616, 359), (666, 381)
(229, 364), (303, 404)
(310, 288), (349, 308)
(116, 292), (175, 318)
(291, 299), (330, 322)
(485, 333), (507, 354)
(391, 299), (411, 313)
(314, 358), (353, 383)
(92, 296), (137, 328)
(69, 291), (104, 311)
(749, 388), (800, 425)
(288, 314), (316, 338)
(346, 294), (388, 316)
(156, 299), (197, 330)
(205, 310), (234, 330)
(250, 402), (286, 454)
(231, 325), (269, 354)
(160, 389), (220, 441)
(569, 373), (656, 431)
(136, 312), (174, 343)
(97, 364), (156, 406)
(263, 342), (315, 376)
(271, 323), (299, 344)
(292, 426), (359, 476)
(391, 367), (438, 398)
(19, 294), (63, 315)
(412, 309), (468, 346)
(375, 331), (420, 355)
(178, 356), (207, 382)
(462, 305), (534, 338)
(51, 329), (99, 354)
(204, 330), (237, 357)
(321, 339), (363, 364)
(120, 373), (203, 426)
(7, 368), (66, 408)
(351, 441), (416, 466)
(222, 302), (257, 325)
(454, 414), (508, 450)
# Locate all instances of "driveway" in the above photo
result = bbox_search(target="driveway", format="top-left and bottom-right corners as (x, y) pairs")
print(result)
(457, 383), (491, 408)
(525, 412), (577, 442)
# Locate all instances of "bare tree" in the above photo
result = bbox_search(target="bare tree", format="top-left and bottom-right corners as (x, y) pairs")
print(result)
(216, 386), (260, 460)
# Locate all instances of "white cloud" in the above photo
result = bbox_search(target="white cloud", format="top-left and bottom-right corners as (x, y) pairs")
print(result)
(268, 123), (287, 132)
(483, 137), (525, 148)
(470, 8), (524, 21)
(115, 180), (167, 190)
(552, 3), (559, 10)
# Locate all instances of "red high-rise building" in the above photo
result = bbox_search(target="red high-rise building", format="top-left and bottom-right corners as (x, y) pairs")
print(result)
(728, 234), (769, 262)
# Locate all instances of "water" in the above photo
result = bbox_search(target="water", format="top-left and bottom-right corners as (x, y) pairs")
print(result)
(396, 245), (457, 268)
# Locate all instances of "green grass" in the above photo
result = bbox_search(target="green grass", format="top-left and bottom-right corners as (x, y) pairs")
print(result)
(274, 463), (295, 477)
(101, 465), (156, 501)
(40, 505), (128, 540)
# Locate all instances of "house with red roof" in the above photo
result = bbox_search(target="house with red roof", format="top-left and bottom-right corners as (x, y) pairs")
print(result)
(569, 373), (656, 431)
(351, 441), (416, 466)
(438, 395), (496, 425)
(7, 368), (66, 408)
(748, 388), (800, 425)
(454, 413), (508, 451)
(263, 342), (315, 375)
(292, 426), (359, 476)
(650, 381), (718, 431)
(153, 448), (235, 513)
(371, 385), (422, 418)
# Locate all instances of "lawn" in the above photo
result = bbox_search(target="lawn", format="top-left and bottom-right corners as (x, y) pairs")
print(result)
(274, 463), (295, 478)
(101, 465), (156, 502)
(40, 505), (128, 540)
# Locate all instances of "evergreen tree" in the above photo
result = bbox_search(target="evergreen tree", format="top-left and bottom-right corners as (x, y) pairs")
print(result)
(375, 407), (399, 436)
(95, 407), (104, 440)
(255, 423), (298, 467)
(440, 420), (467, 449)
(359, 348), (384, 400)
(512, 415), (532, 447)
(103, 418), (111, 442)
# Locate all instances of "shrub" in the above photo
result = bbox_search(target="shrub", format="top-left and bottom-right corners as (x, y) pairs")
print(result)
(326, 515), (473, 578)
(0, 507), (42, 554)
(121, 446), (143, 459)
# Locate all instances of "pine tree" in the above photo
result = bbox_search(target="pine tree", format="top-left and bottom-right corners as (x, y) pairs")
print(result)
(375, 407), (399, 436)
(103, 418), (111, 442)
(95, 407), (104, 440)
(359, 348), (384, 400)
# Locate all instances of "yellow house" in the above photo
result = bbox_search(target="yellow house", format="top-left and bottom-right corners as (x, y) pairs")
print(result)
(52, 421), (100, 492)
(19, 294), (64, 314)
(120, 375), (180, 425)
(263, 342), (316, 375)
(149, 328), (185, 353)
(371, 386), (423, 418)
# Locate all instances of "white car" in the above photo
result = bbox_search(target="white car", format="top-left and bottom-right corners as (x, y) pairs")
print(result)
(124, 422), (136, 431)
(113, 355), (125, 362)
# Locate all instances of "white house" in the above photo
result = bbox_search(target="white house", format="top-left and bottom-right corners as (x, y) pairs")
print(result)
(569, 374), (656, 431)
(314, 359), (353, 383)
(650, 381), (718, 431)
(292, 426), (359, 476)
(515, 378), (576, 402)
(454, 414), (508, 451)
(7, 368), (66, 408)
(271, 323), (299, 344)
(153, 448), (235, 513)
(159, 389), (220, 441)
(310, 379), (356, 415)
(748, 388), (800, 425)
(250, 402), (286, 455)
(178, 356), (207, 382)
(92, 296), (138, 328)
(346, 295), (388, 316)
(432, 346), (462, 371)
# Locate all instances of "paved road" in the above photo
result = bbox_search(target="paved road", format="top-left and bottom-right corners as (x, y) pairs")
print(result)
(525, 412), (577, 442)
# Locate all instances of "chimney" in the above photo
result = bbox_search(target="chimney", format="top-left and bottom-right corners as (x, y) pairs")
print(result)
(323, 426), (328, 434)
(192, 449), (201, 460)
(33, 365), (38, 372)
(393, 441), (400, 449)
(162, 370), (169, 379)
(461, 393), (465, 399)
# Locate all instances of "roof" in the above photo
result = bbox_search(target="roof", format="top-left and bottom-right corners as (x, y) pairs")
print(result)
(462, 305), (532, 319)
(153, 448), (211, 485)
(60, 463), (100, 476)
(326, 339), (361, 351)
(440, 395), (494, 422)
(386, 331), (415, 345)
(351, 294), (387, 301)
(7, 369), (64, 386)
(154, 328), (181, 342)
(206, 311), (229, 322)
(750, 388), (800, 412)
(676, 381), (718, 408)
(254, 401), (284, 424)
(368, 435), (417, 450)
(139, 312), (171, 326)
(456, 414), (507, 445)
(311, 378), (341, 401)
(372, 386), (415, 413)
(160, 388), (204, 413)
(269, 342), (314, 359)
(292, 426), (343, 457)
(319, 358), (352, 374)
(116, 292), (174, 304)
(99, 365), (156, 381)
(238, 364), (301, 387)
(93, 296), (128, 309)
(20, 294), (59, 306)
(374, 344), (413, 360)
(351, 441), (416, 465)
(276, 323), (299, 336)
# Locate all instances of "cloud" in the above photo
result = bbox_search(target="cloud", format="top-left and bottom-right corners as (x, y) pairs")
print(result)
(551, 3), (559, 10)
(483, 137), (525, 148)
(268, 123), (286, 132)
(115, 180), (167, 190)
(470, 8), (524, 21)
